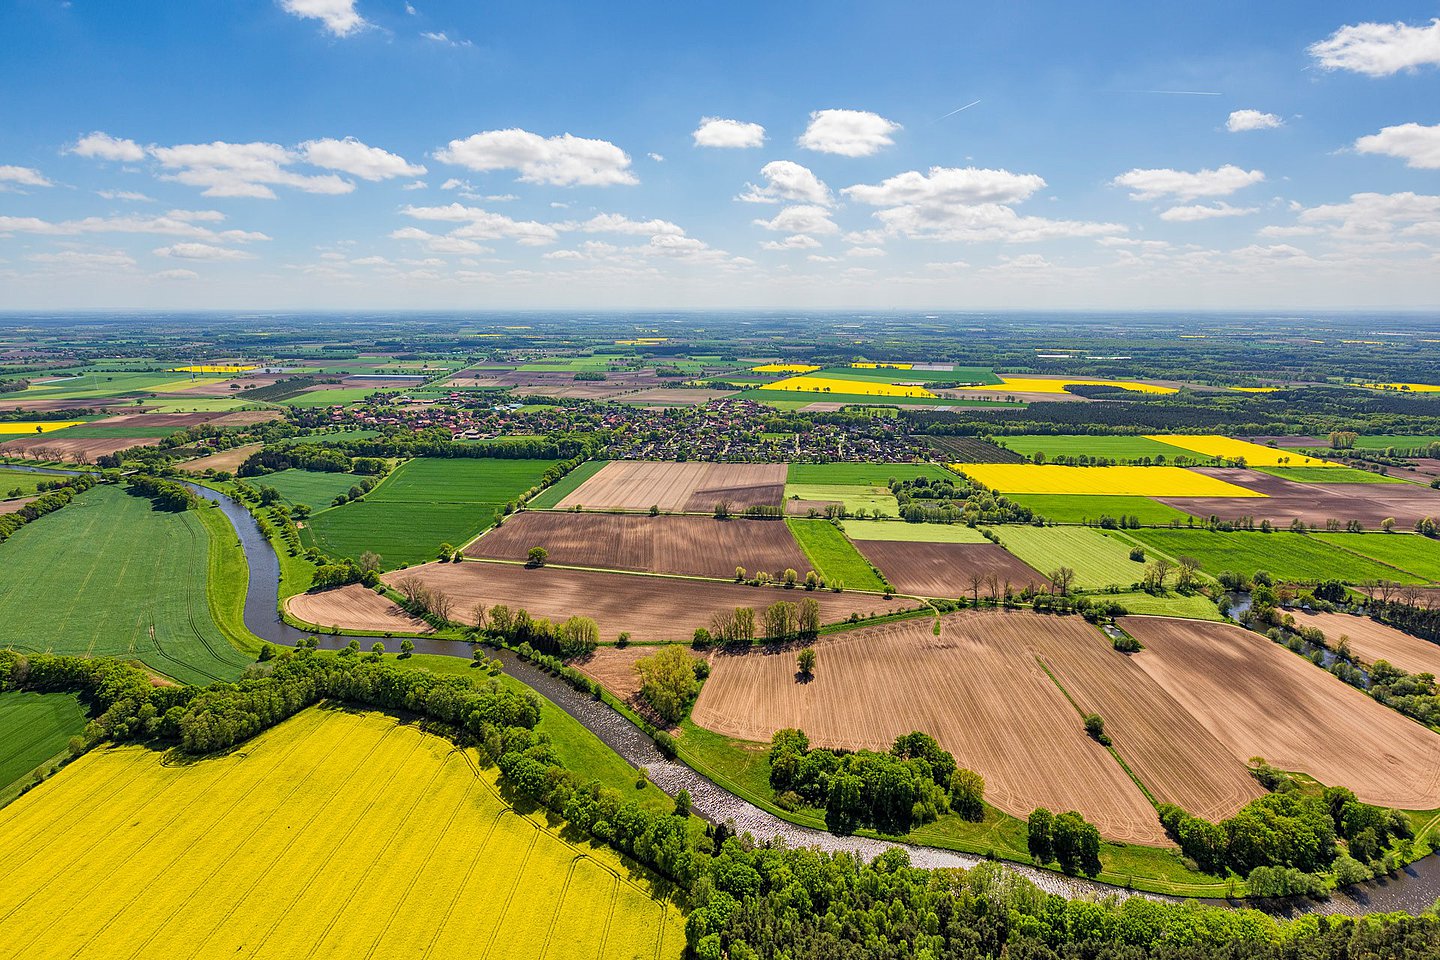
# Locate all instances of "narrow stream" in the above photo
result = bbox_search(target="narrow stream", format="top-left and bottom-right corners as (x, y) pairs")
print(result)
(186, 480), (1440, 915)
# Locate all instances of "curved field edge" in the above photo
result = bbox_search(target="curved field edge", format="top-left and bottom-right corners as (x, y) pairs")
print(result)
(0, 706), (686, 958)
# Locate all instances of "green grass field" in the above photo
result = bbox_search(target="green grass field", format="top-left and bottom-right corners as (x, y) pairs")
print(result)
(0, 485), (251, 683)
(15, 370), (203, 401)
(277, 387), (381, 408)
(785, 518), (888, 592)
(988, 526), (1148, 589)
(996, 435), (1190, 462)
(1007, 493), (1194, 525)
(841, 519), (990, 543)
(1108, 590), (1227, 621)
(42, 425), (180, 439)
(1315, 533), (1440, 582)
(528, 460), (607, 509)
(785, 483), (900, 517)
(0, 691), (87, 794)
(1254, 466), (1403, 484)
(1351, 435), (1440, 451)
(255, 469), (364, 511)
(306, 457), (558, 566)
(1126, 528), (1421, 584)
(785, 462), (954, 485)
(0, 468), (51, 498)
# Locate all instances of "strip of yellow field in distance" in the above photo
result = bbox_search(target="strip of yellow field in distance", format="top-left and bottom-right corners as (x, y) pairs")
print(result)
(958, 376), (1176, 395)
(752, 363), (821, 373)
(761, 374), (937, 398)
(0, 420), (83, 434)
(955, 463), (1266, 497)
(1145, 435), (1335, 467)
(171, 364), (257, 373)
(1359, 382), (1440, 393)
(851, 362), (914, 369)
(1229, 387), (1279, 393)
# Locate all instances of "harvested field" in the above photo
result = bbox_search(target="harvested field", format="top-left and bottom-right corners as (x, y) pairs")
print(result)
(380, 561), (913, 642)
(0, 708), (685, 958)
(286, 584), (431, 633)
(855, 540), (1050, 597)
(1159, 467), (1440, 528)
(690, 611), (1166, 842)
(88, 411), (225, 428)
(555, 460), (786, 513)
(841, 519), (990, 543)
(175, 443), (263, 474)
(210, 409), (285, 426)
(465, 512), (810, 580)
(1285, 610), (1440, 677)
(618, 388), (734, 405)
(573, 645), (653, 701)
(0, 433), (160, 462)
(1119, 616), (1440, 811)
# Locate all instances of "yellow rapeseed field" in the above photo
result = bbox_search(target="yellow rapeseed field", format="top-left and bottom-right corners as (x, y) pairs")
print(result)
(170, 365), (257, 373)
(761, 374), (937, 398)
(0, 421), (82, 434)
(751, 363), (821, 373)
(850, 362), (914, 369)
(0, 708), (684, 959)
(1358, 382), (1440, 393)
(958, 377), (1177, 395)
(1145, 435), (1336, 467)
(955, 464), (1266, 497)
(1228, 387), (1279, 393)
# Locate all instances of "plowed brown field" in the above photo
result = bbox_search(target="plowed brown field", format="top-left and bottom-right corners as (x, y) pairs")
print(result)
(465, 512), (809, 580)
(1121, 616), (1440, 810)
(1160, 467), (1440, 527)
(0, 434), (158, 462)
(287, 583), (431, 633)
(555, 461), (786, 513)
(855, 541), (1050, 597)
(574, 645), (655, 701)
(1286, 610), (1440, 677)
(690, 611), (1166, 843)
(380, 561), (913, 642)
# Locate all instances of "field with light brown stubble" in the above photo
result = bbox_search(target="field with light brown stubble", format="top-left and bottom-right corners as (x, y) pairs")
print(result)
(690, 611), (1166, 843)
(287, 583), (431, 633)
(1121, 616), (1440, 811)
(1285, 610), (1440, 677)
(554, 460), (786, 513)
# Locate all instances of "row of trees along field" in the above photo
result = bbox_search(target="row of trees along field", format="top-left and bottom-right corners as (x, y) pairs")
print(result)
(0, 474), (96, 542)
(3, 648), (1439, 956)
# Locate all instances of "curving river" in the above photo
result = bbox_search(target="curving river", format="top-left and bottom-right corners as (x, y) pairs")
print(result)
(187, 480), (1440, 915)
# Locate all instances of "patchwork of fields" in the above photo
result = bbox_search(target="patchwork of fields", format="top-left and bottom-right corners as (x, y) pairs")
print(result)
(0, 708), (685, 958)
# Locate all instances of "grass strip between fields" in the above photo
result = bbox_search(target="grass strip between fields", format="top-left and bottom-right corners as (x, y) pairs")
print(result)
(785, 518), (888, 592)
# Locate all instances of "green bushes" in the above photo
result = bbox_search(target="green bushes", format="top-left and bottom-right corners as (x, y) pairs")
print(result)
(1025, 806), (1103, 875)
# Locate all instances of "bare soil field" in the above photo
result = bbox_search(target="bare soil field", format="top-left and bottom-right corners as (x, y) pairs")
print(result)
(175, 443), (263, 474)
(1120, 616), (1440, 810)
(286, 583), (431, 633)
(466, 512), (810, 580)
(1286, 610), (1440, 677)
(1159, 467), (1440, 527)
(690, 611), (1166, 842)
(380, 561), (913, 642)
(0, 434), (158, 461)
(785, 498), (841, 516)
(210, 408), (284, 426)
(0, 496), (37, 515)
(1404, 458), (1440, 483)
(1244, 435), (1326, 449)
(93, 411), (227, 428)
(619, 388), (734, 406)
(573, 645), (654, 701)
(555, 460), (787, 513)
(856, 541), (1050, 597)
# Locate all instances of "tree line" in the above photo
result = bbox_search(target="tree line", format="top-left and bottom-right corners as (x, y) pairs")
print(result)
(0, 474), (97, 543)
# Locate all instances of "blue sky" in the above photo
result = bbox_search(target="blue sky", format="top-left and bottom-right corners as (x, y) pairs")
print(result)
(1, 1), (1439, 310)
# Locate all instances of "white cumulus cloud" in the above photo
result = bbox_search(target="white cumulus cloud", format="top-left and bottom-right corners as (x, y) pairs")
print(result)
(154, 242), (256, 260)
(1159, 202), (1258, 222)
(279, 0), (369, 37)
(760, 234), (822, 251)
(0, 166), (52, 187)
(1112, 164), (1265, 201)
(693, 117), (766, 149)
(400, 203), (560, 245)
(737, 160), (831, 205)
(301, 137), (426, 180)
(69, 131), (145, 162)
(1354, 122), (1440, 169)
(151, 140), (354, 198)
(798, 109), (901, 157)
(843, 167), (1046, 207)
(751, 204), (839, 235)
(1227, 110), (1283, 132)
(1308, 18), (1440, 76)
(434, 129), (637, 187)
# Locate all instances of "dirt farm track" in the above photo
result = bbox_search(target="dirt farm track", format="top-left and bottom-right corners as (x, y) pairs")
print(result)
(466, 512), (811, 580)
(691, 610), (1440, 842)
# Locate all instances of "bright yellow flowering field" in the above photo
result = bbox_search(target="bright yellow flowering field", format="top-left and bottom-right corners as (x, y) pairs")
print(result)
(956, 463), (1265, 497)
(0, 708), (684, 959)
(170, 364), (257, 373)
(850, 361), (914, 369)
(1145, 435), (1335, 467)
(958, 376), (1176, 395)
(761, 374), (937, 398)
(1359, 382), (1440, 393)
(0, 421), (82, 434)
(751, 363), (821, 373)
